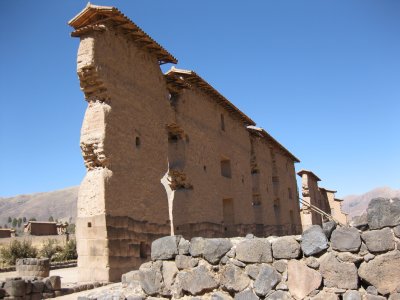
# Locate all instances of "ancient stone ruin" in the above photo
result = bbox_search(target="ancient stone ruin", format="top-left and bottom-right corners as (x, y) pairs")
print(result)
(79, 198), (400, 300)
(69, 4), (304, 282)
(298, 170), (348, 231)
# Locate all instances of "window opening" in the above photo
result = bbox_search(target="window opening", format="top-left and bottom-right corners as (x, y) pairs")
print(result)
(220, 159), (232, 178)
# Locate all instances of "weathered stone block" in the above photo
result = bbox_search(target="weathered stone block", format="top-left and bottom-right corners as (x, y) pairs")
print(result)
(189, 238), (232, 264)
(272, 260), (287, 273)
(323, 221), (337, 239)
(361, 227), (395, 253)
(367, 197), (400, 230)
(337, 252), (363, 264)
(16, 258), (50, 278)
(220, 264), (250, 293)
(122, 270), (141, 285)
(350, 213), (368, 231)
(244, 264), (260, 279)
(178, 238), (190, 255)
(203, 239), (233, 264)
(175, 255), (199, 270)
(358, 250), (400, 295)
(4, 279), (25, 297)
(234, 289), (259, 300)
(363, 295), (386, 300)
(272, 236), (301, 259)
(389, 293), (400, 300)
(236, 238), (272, 263)
(319, 252), (358, 289)
(211, 291), (233, 300)
(266, 290), (291, 300)
(139, 261), (163, 296)
(305, 256), (319, 269)
(310, 291), (339, 300)
(49, 276), (61, 290)
(176, 265), (218, 295)
(162, 261), (178, 293)
(253, 264), (281, 296)
(151, 236), (181, 260)
(189, 237), (205, 257)
(31, 280), (45, 293)
(301, 225), (328, 256)
(343, 290), (361, 300)
(393, 225), (400, 238)
(287, 260), (322, 300)
(331, 227), (361, 252)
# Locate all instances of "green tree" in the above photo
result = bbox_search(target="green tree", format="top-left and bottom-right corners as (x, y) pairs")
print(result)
(8, 217), (12, 223)
(17, 218), (22, 228)
(23, 217), (27, 223)
(48, 216), (54, 222)
(12, 218), (17, 228)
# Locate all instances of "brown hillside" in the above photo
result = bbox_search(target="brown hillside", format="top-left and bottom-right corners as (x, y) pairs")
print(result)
(342, 186), (400, 218)
(0, 186), (78, 227)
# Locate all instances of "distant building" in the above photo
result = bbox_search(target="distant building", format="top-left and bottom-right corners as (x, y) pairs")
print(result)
(319, 188), (348, 226)
(0, 228), (16, 238)
(298, 170), (348, 230)
(24, 221), (67, 236)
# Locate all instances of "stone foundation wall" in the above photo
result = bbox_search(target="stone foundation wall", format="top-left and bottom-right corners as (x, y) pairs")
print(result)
(82, 197), (400, 300)
(16, 258), (50, 278)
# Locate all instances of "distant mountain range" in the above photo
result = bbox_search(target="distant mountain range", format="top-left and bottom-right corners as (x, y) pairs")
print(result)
(0, 186), (78, 227)
(0, 185), (398, 226)
(342, 186), (400, 218)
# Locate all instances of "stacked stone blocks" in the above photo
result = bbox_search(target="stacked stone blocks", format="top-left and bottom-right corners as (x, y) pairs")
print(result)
(81, 197), (400, 300)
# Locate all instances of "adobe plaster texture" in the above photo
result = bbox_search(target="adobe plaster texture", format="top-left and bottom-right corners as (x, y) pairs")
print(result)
(69, 4), (302, 282)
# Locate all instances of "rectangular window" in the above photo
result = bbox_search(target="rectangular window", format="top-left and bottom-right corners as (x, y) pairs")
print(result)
(221, 158), (232, 178)
(220, 114), (225, 131)
(288, 187), (292, 199)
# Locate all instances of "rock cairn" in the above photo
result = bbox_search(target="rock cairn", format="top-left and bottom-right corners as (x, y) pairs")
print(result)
(73, 198), (400, 299)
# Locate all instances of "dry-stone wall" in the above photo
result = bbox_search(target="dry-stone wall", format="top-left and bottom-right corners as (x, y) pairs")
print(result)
(81, 198), (400, 300)
(16, 258), (50, 278)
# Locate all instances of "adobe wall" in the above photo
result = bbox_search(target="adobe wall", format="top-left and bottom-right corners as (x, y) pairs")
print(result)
(70, 5), (301, 282)
(0, 231), (11, 239)
(169, 86), (253, 237)
(168, 87), (301, 238)
(75, 28), (171, 282)
(29, 223), (57, 236)
(250, 135), (301, 236)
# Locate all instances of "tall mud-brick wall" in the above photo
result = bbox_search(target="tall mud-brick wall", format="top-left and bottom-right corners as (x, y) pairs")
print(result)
(70, 4), (302, 282)
(70, 6), (175, 282)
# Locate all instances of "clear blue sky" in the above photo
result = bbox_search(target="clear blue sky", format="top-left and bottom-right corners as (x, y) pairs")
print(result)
(0, 1), (399, 198)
